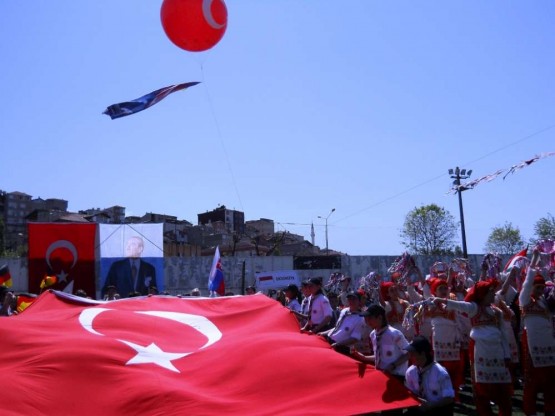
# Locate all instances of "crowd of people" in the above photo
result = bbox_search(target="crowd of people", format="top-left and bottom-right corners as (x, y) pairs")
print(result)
(275, 247), (555, 416)
(2, 246), (555, 415)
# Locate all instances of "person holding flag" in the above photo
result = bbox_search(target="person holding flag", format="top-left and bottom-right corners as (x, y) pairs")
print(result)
(503, 247), (529, 291)
(431, 279), (512, 415)
(0, 286), (16, 316)
(208, 246), (225, 297)
(519, 248), (555, 416)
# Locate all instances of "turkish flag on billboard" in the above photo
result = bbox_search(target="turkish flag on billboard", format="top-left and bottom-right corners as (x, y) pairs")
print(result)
(1, 292), (417, 415)
(28, 223), (97, 297)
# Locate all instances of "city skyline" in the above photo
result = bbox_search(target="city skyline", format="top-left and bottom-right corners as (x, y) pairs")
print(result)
(2, 183), (550, 257)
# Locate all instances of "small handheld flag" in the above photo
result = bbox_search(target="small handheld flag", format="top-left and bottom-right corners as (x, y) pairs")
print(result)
(40, 274), (58, 290)
(503, 247), (529, 272)
(208, 246), (225, 297)
(0, 264), (12, 288)
(16, 293), (38, 313)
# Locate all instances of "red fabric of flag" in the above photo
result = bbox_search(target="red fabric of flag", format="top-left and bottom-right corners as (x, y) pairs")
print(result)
(0, 292), (417, 415)
(503, 247), (528, 272)
(28, 223), (97, 296)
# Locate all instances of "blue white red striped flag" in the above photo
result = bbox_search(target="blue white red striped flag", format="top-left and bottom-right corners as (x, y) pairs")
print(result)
(208, 246), (225, 297)
(103, 82), (200, 119)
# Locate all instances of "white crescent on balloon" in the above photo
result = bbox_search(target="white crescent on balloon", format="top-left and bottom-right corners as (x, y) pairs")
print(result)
(202, 0), (225, 29)
(78, 308), (223, 373)
(45, 240), (78, 270)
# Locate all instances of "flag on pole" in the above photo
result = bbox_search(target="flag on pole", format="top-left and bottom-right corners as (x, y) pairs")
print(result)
(503, 247), (529, 272)
(103, 82), (200, 120)
(503, 247), (529, 290)
(208, 246), (225, 297)
(0, 291), (418, 415)
(0, 264), (12, 287)
(40, 274), (58, 290)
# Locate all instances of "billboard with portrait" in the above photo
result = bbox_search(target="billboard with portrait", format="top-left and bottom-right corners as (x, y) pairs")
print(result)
(99, 224), (164, 298)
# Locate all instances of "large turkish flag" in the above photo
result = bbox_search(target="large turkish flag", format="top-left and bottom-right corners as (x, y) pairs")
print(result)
(28, 223), (97, 296)
(0, 292), (417, 415)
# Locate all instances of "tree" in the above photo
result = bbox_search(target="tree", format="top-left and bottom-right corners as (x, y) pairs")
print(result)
(400, 204), (458, 255)
(532, 213), (555, 243)
(265, 231), (287, 256)
(484, 222), (525, 254)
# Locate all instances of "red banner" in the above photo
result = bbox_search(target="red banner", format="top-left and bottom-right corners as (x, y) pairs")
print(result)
(1, 292), (417, 415)
(28, 223), (96, 297)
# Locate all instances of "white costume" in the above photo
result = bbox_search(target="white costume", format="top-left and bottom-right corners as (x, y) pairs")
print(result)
(405, 362), (455, 404)
(307, 293), (333, 327)
(519, 269), (555, 368)
(446, 300), (511, 384)
(370, 325), (410, 377)
(328, 308), (364, 344)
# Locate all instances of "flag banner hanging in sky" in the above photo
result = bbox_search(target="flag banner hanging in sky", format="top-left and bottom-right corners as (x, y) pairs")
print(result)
(448, 168), (505, 194)
(448, 152), (555, 194)
(208, 246), (225, 296)
(103, 82), (200, 119)
(503, 152), (555, 179)
(28, 223), (96, 296)
(0, 291), (417, 415)
(99, 224), (164, 299)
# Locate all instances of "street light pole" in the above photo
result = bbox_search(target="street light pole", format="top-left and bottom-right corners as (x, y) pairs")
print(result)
(318, 208), (335, 254)
(449, 167), (472, 258)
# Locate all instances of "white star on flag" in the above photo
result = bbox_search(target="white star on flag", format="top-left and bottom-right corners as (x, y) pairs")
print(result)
(119, 340), (190, 373)
(57, 270), (69, 284)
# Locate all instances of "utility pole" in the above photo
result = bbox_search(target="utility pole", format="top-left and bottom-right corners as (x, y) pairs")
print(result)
(318, 208), (335, 254)
(449, 167), (472, 258)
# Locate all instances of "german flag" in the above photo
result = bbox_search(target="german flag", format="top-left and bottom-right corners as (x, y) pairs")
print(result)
(40, 274), (58, 290)
(16, 293), (37, 313)
(0, 264), (12, 287)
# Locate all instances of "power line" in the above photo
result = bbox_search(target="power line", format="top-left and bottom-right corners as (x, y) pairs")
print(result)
(200, 64), (244, 213)
(333, 123), (555, 225)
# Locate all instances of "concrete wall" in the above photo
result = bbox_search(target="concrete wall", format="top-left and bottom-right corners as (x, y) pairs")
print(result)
(2, 254), (493, 299)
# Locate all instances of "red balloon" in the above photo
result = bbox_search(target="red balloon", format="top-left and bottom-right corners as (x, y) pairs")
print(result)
(161, 0), (228, 52)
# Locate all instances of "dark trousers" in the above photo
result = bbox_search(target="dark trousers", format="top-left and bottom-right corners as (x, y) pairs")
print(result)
(405, 403), (454, 416)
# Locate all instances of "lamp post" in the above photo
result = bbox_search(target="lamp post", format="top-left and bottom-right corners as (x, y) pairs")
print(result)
(318, 208), (335, 254)
(449, 167), (472, 258)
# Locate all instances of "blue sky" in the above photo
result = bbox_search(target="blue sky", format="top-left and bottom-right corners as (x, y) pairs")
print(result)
(1, 1), (554, 255)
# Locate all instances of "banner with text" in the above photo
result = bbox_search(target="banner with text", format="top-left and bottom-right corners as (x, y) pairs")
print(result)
(255, 270), (302, 291)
